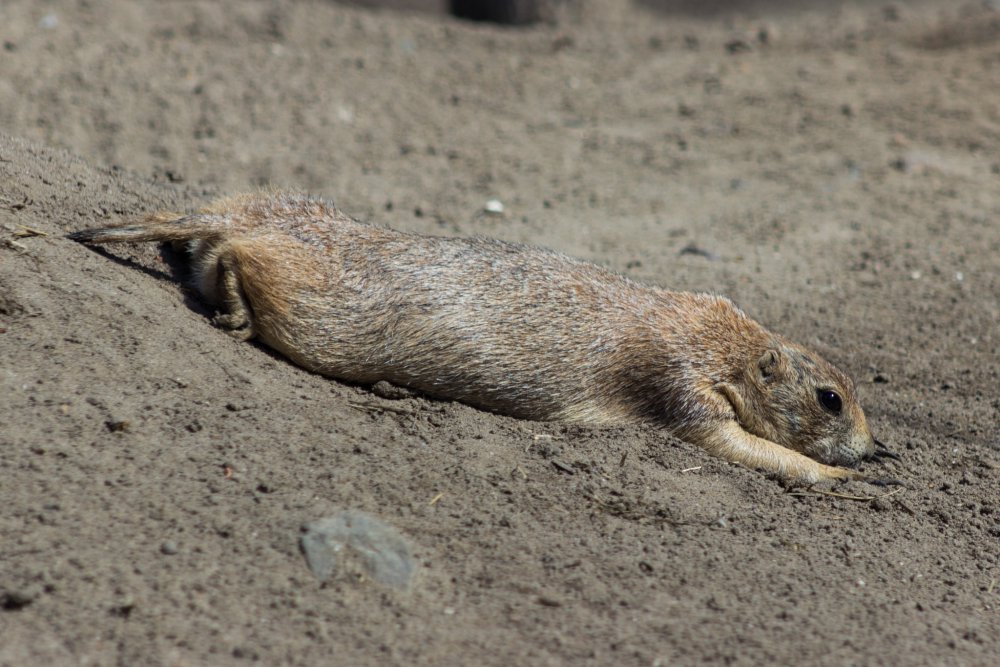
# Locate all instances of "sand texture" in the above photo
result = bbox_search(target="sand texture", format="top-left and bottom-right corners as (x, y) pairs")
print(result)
(1, 1), (998, 665)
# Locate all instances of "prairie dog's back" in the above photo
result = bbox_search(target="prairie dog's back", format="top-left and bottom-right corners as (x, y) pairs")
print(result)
(260, 209), (718, 423)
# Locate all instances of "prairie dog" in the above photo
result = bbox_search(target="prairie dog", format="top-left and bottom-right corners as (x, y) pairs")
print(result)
(69, 192), (897, 483)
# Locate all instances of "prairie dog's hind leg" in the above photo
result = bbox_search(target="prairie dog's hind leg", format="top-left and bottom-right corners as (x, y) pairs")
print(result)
(208, 251), (256, 341)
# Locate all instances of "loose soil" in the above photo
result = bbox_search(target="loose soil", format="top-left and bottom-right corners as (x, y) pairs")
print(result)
(1, 1), (998, 665)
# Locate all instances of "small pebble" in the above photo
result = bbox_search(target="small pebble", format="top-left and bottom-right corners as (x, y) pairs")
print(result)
(161, 541), (179, 555)
(870, 498), (891, 512)
(1, 586), (40, 610)
(106, 419), (131, 433)
(484, 199), (505, 215)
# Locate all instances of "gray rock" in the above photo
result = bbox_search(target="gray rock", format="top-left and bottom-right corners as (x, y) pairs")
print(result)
(301, 511), (416, 590)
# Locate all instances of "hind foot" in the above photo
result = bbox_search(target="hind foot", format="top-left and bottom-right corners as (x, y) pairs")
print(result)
(213, 312), (255, 341)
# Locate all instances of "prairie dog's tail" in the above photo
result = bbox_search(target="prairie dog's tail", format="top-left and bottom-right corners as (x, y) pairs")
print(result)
(68, 211), (234, 245)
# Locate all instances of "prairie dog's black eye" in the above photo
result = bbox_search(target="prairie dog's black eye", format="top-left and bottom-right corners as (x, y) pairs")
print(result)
(817, 389), (842, 414)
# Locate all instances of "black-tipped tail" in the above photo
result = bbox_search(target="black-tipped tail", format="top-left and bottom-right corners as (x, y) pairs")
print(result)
(67, 226), (148, 244)
(66, 214), (231, 246)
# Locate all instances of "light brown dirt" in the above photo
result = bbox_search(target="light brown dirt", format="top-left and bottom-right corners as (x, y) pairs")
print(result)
(1, 1), (998, 665)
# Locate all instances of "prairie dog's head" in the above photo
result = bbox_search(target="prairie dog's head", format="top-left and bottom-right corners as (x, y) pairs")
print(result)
(726, 341), (877, 467)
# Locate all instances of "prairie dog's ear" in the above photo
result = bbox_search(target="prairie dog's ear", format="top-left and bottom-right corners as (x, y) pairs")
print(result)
(757, 349), (783, 382)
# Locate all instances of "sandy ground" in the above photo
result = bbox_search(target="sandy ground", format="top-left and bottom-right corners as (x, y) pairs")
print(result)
(1, 1), (999, 665)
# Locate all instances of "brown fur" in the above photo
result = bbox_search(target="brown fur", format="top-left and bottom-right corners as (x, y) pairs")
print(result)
(69, 191), (890, 483)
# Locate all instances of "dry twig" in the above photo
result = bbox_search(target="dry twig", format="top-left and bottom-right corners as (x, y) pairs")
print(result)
(787, 487), (905, 502)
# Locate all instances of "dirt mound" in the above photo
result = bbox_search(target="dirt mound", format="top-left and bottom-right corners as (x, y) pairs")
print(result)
(1, 1), (998, 664)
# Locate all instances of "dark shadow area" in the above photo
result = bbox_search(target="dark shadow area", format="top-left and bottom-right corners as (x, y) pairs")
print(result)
(334, 0), (549, 24)
(449, 0), (545, 24)
(75, 241), (215, 323)
(636, 0), (858, 18)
